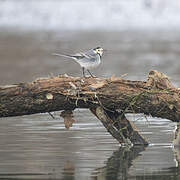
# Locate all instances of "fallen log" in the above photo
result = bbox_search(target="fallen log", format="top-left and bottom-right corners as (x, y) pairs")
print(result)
(0, 70), (179, 146)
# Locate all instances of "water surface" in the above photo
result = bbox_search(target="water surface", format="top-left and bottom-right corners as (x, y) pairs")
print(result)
(0, 30), (179, 179)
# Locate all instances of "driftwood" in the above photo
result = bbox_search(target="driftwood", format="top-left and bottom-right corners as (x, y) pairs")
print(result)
(0, 70), (179, 146)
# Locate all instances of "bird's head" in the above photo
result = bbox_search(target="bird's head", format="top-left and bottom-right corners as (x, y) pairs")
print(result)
(93, 47), (104, 57)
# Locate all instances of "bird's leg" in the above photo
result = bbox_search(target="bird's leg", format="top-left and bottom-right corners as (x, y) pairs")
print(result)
(82, 67), (86, 77)
(87, 69), (96, 78)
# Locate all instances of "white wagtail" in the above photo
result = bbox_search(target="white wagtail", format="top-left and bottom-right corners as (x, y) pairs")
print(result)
(52, 47), (104, 77)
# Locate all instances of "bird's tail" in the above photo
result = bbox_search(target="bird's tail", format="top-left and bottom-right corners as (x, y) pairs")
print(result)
(52, 53), (76, 60)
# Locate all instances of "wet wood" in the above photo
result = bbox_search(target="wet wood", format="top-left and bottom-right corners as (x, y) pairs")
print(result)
(0, 70), (179, 121)
(173, 122), (180, 147)
(0, 70), (179, 145)
(90, 106), (148, 145)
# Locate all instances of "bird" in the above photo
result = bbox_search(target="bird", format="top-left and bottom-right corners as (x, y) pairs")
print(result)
(52, 47), (104, 77)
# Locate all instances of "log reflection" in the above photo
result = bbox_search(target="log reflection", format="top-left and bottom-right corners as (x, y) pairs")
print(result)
(92, 145), (146, 180)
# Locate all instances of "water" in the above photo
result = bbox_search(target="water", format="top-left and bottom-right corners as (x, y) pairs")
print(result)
(0, 30), (179, 85)
(0, 1), (180, 179)
(0, 110), (178, 180)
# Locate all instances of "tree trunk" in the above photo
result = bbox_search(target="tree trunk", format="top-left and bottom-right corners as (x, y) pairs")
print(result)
(0, 70), (179, 145)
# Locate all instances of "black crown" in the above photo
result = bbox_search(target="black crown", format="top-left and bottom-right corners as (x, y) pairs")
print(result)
(93, 47), (102, 50)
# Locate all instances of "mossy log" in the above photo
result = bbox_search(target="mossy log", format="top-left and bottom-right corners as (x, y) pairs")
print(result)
(0, 70), (179, 146)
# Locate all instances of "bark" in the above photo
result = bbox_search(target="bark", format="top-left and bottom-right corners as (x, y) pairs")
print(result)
(0, 70), (179, 121)
(90, 106), (148, 145)
(0, 70), (179, 145)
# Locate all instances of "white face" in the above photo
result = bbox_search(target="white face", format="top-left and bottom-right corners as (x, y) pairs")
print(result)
(95, 48), (103, 56)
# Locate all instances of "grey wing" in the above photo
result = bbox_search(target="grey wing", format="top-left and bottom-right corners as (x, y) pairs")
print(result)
(71, 49), (96, 64)
(82, 49), (95, 57)
(73, 48), (94, 58)
(71, 53), (86, 60)
(78, 54), (97, 64)
(72, 51), (94, 60)
(76, 54), (100, 69)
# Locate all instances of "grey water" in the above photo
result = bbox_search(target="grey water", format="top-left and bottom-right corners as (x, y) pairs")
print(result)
(0, 110), (178, 180)
(0, 29), (180, 180)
